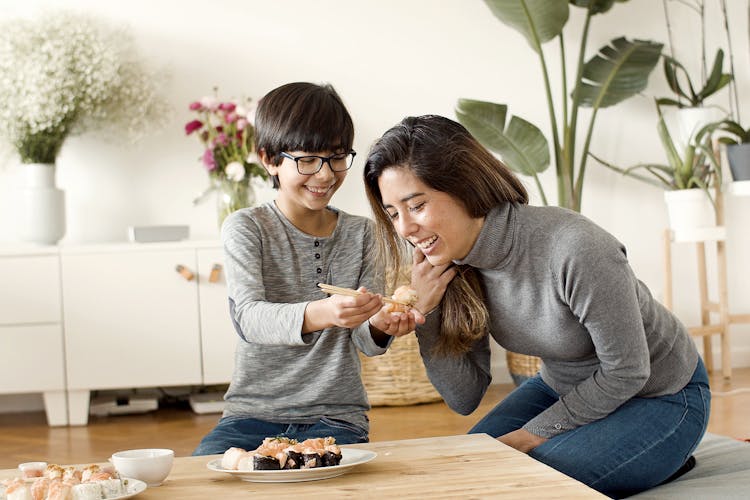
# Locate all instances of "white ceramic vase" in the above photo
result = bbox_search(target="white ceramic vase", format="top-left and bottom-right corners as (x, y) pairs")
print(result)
(663, 189), (715, 232)
(18, 163), (66, 245)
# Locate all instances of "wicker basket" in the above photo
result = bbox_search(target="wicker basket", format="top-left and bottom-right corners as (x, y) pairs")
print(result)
(506, 351), (542, 386)
(360, 334), (442, 406)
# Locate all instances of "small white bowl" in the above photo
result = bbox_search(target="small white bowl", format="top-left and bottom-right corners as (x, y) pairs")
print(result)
(110, 448), (174, 486)
(18, 461), (47, 479)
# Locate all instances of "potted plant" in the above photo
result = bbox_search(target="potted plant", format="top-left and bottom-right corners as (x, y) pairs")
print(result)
(657, 49), (732, 149)
(592, 102), (724, 231)
(718, 121), (750, 182)
(657, 0), (734, 150)
(0, 11), (167, 245)
(455, 0), (663, 212)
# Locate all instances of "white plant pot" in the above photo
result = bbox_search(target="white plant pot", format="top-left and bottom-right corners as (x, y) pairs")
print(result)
(676, 107), (721, 149)
(17, 163), (66, 245)
(663, 189), (715, 231)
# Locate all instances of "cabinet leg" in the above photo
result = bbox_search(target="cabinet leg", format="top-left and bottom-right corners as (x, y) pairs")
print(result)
(67, 390), (91, 426)
(42, 391), (68, 427)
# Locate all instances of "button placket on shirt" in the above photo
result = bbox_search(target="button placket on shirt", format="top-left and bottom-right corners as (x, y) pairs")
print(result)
(314, 240), (322, 275)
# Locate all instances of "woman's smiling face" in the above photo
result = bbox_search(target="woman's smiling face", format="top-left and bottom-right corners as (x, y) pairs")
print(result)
(378, 166), (485, 266)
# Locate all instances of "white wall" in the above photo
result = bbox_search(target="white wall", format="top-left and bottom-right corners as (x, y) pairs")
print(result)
(1, 0), (749, 378)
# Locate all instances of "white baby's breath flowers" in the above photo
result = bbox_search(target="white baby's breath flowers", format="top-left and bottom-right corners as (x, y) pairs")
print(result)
(0, 11), (169, 164)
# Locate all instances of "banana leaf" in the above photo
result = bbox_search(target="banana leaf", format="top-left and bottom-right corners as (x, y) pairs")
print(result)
(455, 99), (549, 177)
(483, 0), (568, 53)
(576, 37), (663, 108)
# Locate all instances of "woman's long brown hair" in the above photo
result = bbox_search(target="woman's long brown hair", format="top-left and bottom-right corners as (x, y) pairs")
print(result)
(363, 115), (528, 356)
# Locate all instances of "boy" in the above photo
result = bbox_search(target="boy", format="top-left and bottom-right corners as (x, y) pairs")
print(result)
(194, 82), (417, 455)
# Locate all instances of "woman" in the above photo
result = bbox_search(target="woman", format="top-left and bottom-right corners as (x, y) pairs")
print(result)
(363, 115), (710, 498)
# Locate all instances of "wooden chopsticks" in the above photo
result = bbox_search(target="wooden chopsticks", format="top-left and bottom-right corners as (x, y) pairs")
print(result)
(317, 283), (410, 306)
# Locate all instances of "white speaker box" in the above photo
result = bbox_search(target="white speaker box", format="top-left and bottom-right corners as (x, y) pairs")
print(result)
(128, 225), (190, 243)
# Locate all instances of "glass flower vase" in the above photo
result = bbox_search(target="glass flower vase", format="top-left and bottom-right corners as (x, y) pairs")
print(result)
(215, 178), (255, 228)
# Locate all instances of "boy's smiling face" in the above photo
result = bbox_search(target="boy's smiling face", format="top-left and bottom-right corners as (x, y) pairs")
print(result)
(266, 149), (348, 214)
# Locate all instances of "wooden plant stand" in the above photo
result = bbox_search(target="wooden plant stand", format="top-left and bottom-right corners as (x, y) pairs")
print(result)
(663, 183), (750, 380)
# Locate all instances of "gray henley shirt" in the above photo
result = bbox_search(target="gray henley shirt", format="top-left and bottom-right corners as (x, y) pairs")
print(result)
(221, 202), (386, 432)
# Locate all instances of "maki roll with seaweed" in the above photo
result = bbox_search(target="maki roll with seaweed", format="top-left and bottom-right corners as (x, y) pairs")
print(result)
(219, 436), (344, 471)
(253, 455), (282, 471)
(297, 437), (342, 469)
(252, 437), (298, 470)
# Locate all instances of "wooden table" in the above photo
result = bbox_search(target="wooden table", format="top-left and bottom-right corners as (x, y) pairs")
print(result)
(0, 434), (606, 498)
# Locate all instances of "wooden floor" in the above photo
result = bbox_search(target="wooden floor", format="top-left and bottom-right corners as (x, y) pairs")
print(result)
(0, 368), (748, 469)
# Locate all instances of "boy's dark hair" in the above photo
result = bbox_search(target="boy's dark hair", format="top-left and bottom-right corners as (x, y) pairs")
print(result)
(255, 82), (354, 188)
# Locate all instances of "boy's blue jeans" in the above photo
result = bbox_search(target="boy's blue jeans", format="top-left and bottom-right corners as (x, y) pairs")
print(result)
(469, 358), (710, 499)
(192, 416), (368, 456)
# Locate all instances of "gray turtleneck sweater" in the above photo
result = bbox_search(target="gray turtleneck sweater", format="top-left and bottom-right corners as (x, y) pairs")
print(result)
(415, 203), (699, 438)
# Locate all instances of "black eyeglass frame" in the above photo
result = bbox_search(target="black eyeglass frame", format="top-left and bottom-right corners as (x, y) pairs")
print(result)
(279, 150), (357, 175)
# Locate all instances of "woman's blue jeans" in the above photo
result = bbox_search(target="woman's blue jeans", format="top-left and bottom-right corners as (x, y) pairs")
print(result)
(469, 358), (710, 499)
(193, 416), (369, 456)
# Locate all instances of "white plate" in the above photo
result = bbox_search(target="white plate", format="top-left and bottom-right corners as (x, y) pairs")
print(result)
(17, 477), (146, 498)
(206, 448), (377, 483)
(106, 478), (147, 499)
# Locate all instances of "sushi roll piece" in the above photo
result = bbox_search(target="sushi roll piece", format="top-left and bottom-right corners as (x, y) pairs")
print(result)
(3, 478), (31, 500)
(301, 447), (322, 469)
(220, 447), (246, 470)
(94, 478), (124, 498)
(62, 466), (82, 483)
(235, 452), (255, 471)
(71, 482), (103, 500)
(29, 477), (50, 500)
(45, 480), (72, 500)
(79, 465), (101, 483)
(321, 450), (342, 467)
(252, 455), (281, 470)
(44, 465), (65, 481)
(322, 440), (342, 466)
(282, 450), (302, 470)
(251, 437), (297, 470)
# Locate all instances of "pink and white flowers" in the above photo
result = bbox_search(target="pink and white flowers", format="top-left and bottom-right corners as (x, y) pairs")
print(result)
(184, 91), (268, 185)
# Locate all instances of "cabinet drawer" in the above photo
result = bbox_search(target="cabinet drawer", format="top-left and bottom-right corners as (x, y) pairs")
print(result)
(0, 255), (61, 324)
(0, 324), (65, 392)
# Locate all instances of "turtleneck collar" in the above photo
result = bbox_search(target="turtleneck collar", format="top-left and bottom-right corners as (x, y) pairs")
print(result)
(454, 203), (516, 270)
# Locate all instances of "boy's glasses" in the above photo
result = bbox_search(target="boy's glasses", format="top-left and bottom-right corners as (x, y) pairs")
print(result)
(280, 151), (356, 175)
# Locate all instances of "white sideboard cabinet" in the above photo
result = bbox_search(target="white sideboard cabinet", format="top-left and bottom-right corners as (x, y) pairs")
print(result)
(0, 246), (67, 426)
(60, 241), (237, 425)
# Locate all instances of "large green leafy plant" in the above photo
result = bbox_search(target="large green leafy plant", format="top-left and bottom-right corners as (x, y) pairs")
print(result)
(456, 0), (663, 212)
